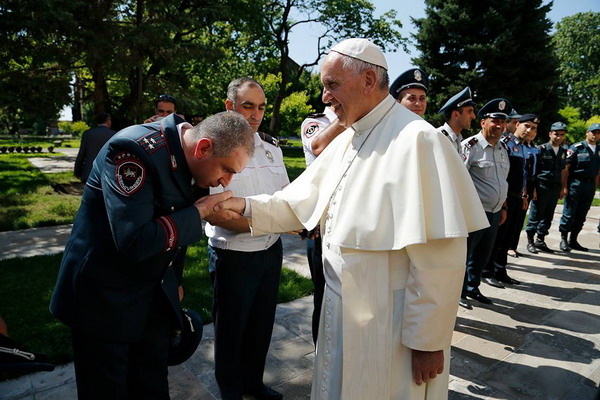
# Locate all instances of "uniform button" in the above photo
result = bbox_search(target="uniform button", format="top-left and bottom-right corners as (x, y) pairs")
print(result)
(169, 262), (173, 267)
(161, 279), (164, 284)
(170, 206), (175, 211)
(326, 297), (331, 302)
(326, 310), (331, 315)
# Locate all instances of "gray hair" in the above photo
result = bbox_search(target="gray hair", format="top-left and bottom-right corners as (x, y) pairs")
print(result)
(188, 111), (255, 158)
(329, 52), (389, 90)
(226, 77), (264, 103)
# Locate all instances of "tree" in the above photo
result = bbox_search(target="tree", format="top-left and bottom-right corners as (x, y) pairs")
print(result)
(553, 12), (600, 121)
(256, 0), (405, 135)
(413, 0), (560, 133)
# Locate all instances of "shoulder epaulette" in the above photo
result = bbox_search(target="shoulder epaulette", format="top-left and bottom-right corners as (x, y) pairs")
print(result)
(258, 132), (279, 147)
(440, 129), (450, 138)
(500, 140), (509, 151)
(500, 135), (510, 144)
(465, 137), (478, 149)
(306, 112), (325, 119)
(135, 130), (165, 154)
(574, 142), (585, 149)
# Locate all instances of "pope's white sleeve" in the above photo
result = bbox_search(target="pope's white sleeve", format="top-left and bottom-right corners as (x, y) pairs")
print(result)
(401, 237), (466, 351)
(248, 193), (304, 235)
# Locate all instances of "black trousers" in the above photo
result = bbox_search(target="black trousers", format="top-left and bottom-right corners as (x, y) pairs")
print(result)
(306, 236), (325, 345)
(210, 239), (283, 400)
(71, 292), (173, 400)
(487, 195), (522, 277)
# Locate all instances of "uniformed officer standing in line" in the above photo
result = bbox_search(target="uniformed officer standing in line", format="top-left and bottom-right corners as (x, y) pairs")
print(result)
(205, 77), (289, 400)
(525, 122), (568, 253)
(50, 112), (255, 399)
(437, 87), (477, 153)
(485, 114), (539, 287)
(389, 67), (429, 117)
(300, 106), (345, 345)
(459, 99), (511, 308)
(558, 123), (600, 252)
(510, 124), (540, 254)
(505, 109), (521, 136)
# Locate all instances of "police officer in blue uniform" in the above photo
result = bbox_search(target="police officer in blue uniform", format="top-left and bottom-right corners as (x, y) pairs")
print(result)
(485, 114), (539, 286)
(525, 122), (568, 253)
(50, 112), (255, 399)
(559, 123), (600, 252)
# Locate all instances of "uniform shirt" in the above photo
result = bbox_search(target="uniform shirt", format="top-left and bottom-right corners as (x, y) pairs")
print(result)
(566, 141), (600, 181)
(536, 141), (566, 184)
(301, 107), (337, 166)
(501, 133), (529, 196)
(526, 143), (540, 194)
(461, 132), (510, 213)
(437, 122), (462, 153)
(206, 133), (289, 251)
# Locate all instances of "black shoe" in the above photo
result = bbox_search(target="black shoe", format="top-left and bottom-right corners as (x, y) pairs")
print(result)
(496, 274), (521, 285)
(465, 291), (493, 304)
(560, 239), (571, 252)
(569, 240), (589, 252)
(482, 276), (505, 288)
(535, 240), (554, 253)
(459, 297), (472, 310)
(527, 243), (538, 254)
(245, 385), (283, 400)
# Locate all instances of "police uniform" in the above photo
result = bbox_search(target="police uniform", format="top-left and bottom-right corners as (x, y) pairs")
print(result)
(525, 122), (568, 250)
(437, 87), (477, 153)
(206, 132), (289, 400)
(460, 131), (509, 301)
(50, 113), (204, 398)
(301, 107), (337, 166)
(559, 124), (600, 251)
(486, 116), (534, 284)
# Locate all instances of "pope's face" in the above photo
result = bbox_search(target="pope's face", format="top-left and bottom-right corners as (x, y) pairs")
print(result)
(398, 88), (427, 116)
(321, 54), (367, 128)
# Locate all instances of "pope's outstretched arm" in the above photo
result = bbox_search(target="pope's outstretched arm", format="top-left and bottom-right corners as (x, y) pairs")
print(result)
(214, 196), (246, 215)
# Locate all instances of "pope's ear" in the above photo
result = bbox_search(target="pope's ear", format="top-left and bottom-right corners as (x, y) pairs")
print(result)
(194, 138), (213, 159)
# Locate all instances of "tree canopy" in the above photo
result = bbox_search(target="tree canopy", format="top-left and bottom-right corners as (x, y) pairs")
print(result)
(412, 0), (560, 133)
(553, 11), (600, 121)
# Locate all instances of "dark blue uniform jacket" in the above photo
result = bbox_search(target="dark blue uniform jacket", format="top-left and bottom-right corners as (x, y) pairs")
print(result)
(50, 114), (203, 342)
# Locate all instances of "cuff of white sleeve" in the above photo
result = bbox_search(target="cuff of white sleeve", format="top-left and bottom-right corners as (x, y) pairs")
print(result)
(243, 198), (252, 218)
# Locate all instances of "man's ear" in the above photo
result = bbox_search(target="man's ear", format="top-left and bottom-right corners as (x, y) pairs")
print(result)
(225, 99), (234, 111)
(194, 138), (212, 159)
(363, 69), (377, 94)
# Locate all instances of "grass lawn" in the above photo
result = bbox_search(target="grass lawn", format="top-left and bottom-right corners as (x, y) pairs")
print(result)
(0, 154), (82, 231)
(0, 137), (80, 148)
(0, 237), (314, 370)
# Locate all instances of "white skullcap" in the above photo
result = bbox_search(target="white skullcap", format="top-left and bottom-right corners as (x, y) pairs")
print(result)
(330, 38), (388, 70)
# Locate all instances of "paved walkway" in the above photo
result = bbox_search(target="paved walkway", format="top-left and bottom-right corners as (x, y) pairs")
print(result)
(0, 150), (599, 399)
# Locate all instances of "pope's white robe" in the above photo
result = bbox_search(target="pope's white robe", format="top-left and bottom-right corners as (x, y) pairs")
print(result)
(247, 95), (488, 400)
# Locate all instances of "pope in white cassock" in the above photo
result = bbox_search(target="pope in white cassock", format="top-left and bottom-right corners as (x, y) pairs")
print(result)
(214, 38), (489, 400)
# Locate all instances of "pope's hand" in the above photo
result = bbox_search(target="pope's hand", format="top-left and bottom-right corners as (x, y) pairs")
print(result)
(214, 196), (246, 215)
(411, 349), (444, 386)
(195, 191), (238, 220)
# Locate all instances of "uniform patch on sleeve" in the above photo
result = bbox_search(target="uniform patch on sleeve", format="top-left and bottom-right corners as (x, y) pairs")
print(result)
(114, 152), (146, 196)
(303, 122), (321, 138)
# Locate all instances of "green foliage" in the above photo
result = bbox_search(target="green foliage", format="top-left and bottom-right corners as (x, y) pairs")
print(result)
(558, 106), (600, 144)
(413, 0), (560, 132)
(279, 92), (314, 137)
(553, 12), (600, 120)
(57, 121), (90, 137)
